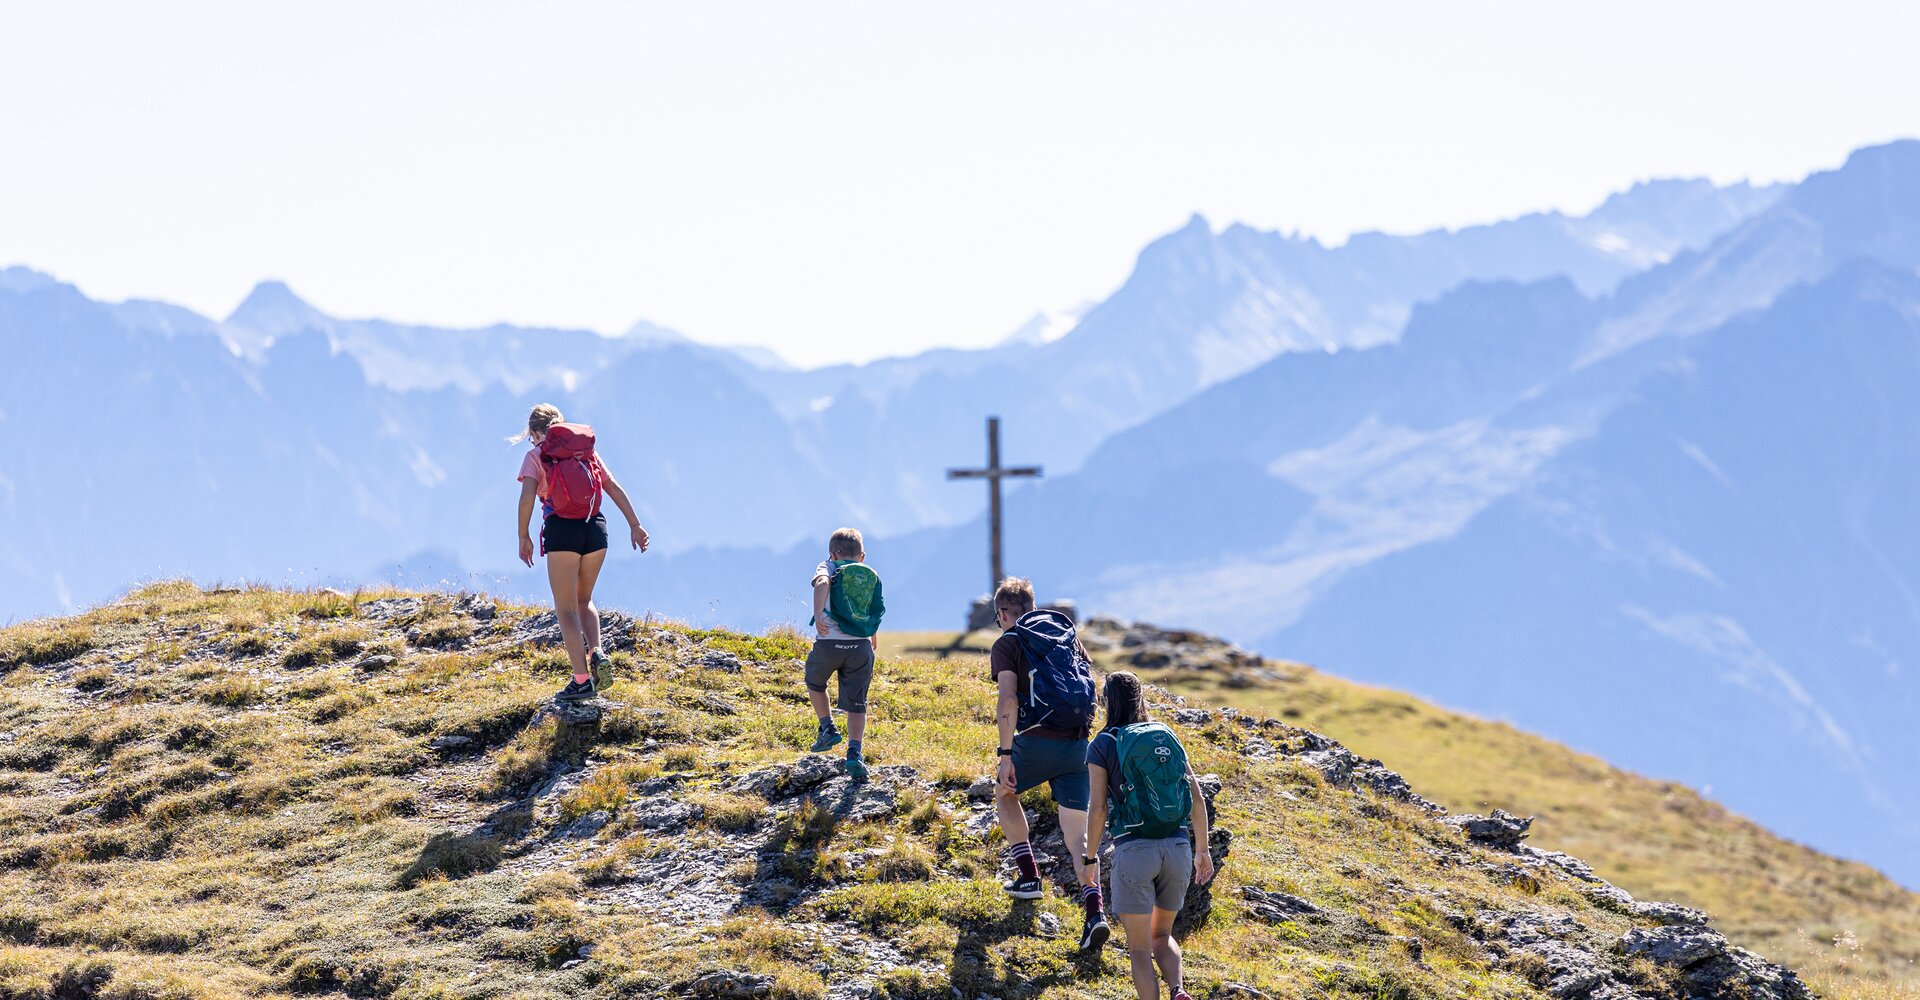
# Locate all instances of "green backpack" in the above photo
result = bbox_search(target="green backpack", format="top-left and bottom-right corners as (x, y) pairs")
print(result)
(817, 561), (886, 638)
(1109, 722), (1193, 840)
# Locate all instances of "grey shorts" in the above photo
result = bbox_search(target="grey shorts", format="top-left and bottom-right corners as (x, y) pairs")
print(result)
(1011, 733), (1090, 811)
(805, 640), (874, 713)
(1110, 837), (1194, 915)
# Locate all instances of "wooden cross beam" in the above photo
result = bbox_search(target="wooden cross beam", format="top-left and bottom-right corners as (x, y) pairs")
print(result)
(947, 416), (1043, 602)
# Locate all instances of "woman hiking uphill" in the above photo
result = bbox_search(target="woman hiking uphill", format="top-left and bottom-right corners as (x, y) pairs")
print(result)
(514, 404), (649, 703)
(1084, 671), (1214, 1000)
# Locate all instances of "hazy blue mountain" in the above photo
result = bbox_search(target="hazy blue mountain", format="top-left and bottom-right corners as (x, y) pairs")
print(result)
(0, 275), (862, 618)
(1276, 264), (1920, 888)
(733, 179), (1781, 535)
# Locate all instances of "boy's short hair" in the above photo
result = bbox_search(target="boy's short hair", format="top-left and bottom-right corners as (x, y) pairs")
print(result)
(828, 527), (865, 559)
(994, 577), (1036, 615)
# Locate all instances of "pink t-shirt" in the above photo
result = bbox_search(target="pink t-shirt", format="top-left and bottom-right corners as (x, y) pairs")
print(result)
(519, 449), (616, 518)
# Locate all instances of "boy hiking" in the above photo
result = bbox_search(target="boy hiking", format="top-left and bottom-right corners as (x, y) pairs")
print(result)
(513, 404), (648, 704)
(807, 528), (884, 781)
(1085, 671), (1214, 1000)
(988, 578), (1110, 953)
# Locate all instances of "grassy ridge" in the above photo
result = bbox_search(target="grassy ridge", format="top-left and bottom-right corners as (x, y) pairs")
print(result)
(0, 591), (1887, 1000)
(881, 632), (1920, 997)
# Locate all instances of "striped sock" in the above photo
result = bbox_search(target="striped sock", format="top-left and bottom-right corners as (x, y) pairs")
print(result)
(1006, 841), (1039, 880)
(1081, 883), (1103, 917)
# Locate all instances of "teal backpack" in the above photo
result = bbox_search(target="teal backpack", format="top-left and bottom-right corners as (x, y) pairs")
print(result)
(816, 561), (886, 638)
(1109, 722), (1193, 840)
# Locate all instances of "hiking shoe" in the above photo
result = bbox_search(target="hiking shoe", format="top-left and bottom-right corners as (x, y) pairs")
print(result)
(810, 728), (843, 753)
(1171, 991), (1193, 1000)
(554, 678), (597, 703)
(1078, 914), (1111, 953)
(845, 754), (868, 782)
(589, 649), (613, 689)
(1002, 875), (1044, 900)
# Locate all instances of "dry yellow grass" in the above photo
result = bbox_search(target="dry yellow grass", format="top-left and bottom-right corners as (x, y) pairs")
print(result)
(0, 594), (1886, 999)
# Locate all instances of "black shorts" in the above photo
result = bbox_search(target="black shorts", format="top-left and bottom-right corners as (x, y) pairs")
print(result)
(542, 513), (608, 556)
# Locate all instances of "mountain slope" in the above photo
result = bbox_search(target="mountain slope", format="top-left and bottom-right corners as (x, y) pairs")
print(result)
(0, 584), (1827, 1000)
(1052, 623), (1920, 988)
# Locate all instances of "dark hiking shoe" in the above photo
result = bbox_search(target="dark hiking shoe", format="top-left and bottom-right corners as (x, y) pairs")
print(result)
(554, 679), (597, 703)
(810, 728), (843, 753)
(1003, 875), (1044, 900)
(1078, 914), (1111, 953)
(589, 649), (614, 689)
(845, 754), (868, 782)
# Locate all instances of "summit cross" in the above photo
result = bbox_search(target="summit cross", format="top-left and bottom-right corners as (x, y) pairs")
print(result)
(947, 416), (1043, 602)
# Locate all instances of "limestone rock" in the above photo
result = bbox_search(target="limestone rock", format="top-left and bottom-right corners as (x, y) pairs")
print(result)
(454, 593), (497, 620)
(697, 649), (743, 673)
(630, 796), (701, 832)
(563, 810), (612, 839)
(512, 609), (637, 652)
(1240, 886), (1322, 921)
(728, 754), (845, 799)
(689, 969), (773, 999)
(1621, 924), (1727, 967)
(1448, 809), (1532, 848)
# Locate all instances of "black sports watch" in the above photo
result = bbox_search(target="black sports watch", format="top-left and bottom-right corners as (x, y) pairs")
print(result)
(1081, 854), (1098, 866)
(996, 747), (1013, 757)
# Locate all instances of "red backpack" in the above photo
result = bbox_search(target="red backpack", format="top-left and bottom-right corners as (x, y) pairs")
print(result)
(537, 423), (604, 520)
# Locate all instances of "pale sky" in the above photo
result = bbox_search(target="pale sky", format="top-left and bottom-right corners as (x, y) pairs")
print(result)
(3, 2), (1917, 367)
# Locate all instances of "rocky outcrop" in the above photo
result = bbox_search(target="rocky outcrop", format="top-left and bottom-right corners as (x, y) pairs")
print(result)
(510, 608), (639, 652)
(1081, 616), (1281, 683)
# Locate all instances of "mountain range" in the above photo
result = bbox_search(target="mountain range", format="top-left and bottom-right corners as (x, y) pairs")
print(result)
(7, 147), (1919, 885)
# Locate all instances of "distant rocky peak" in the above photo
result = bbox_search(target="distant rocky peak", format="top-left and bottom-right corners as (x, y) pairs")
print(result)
(224, 279), (333, 343)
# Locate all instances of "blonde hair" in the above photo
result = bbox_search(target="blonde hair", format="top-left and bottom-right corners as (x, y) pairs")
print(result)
(829, 527), (865, 560)
(994, 576), (1036, 615)
(509, 403), (565, 444)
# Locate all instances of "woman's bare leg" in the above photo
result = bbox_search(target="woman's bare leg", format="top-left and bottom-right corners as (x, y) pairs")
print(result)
(1149, 906), (1183, 997)
(576, 548), (608, 655)
(546, 551), (588, 681)
(1119, 911), (1159, 1000)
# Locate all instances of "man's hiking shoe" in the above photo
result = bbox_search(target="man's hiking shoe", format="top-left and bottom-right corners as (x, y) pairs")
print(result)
(845, 754), (868, 782)
(1078, 914), (1111, 953)
(554, 679), (597, 703)
(589, 649), (613, 690)
(1003, 875), (1044, 901)
(810, 729), (843, 753)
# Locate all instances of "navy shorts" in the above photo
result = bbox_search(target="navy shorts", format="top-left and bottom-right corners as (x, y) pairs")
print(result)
(542, 513), (608, 556)
(1011, 733), (1091, 811)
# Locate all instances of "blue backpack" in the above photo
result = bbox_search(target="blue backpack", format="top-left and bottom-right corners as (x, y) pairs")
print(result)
(1008, 609), (1097, 732)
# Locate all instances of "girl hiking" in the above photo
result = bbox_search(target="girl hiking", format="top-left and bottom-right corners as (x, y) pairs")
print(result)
(1083, 671), (1214, 1000)
(514, 404), (649, 703)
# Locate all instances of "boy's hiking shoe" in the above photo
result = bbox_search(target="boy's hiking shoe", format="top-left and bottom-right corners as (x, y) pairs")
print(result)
(554, 678), (597, 703)
(810, 729), (843, 753)
(1078, 914), (1111, 953)
(845, 754), (868, 782)
(1002, 875), (1044, 900)
(589, 649), (613, 690)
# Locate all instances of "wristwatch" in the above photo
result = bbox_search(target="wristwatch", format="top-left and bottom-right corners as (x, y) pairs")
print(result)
(996, 747), (1013, 757)
(1081, 855), (1098, 866)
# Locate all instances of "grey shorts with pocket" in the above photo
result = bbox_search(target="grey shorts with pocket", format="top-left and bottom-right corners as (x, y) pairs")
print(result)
(805, 640), (874, 713)
(1110, 837), (1194, 914)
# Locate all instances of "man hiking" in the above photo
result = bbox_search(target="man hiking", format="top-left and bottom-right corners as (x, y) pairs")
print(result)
(988, 577), (1109, 953)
